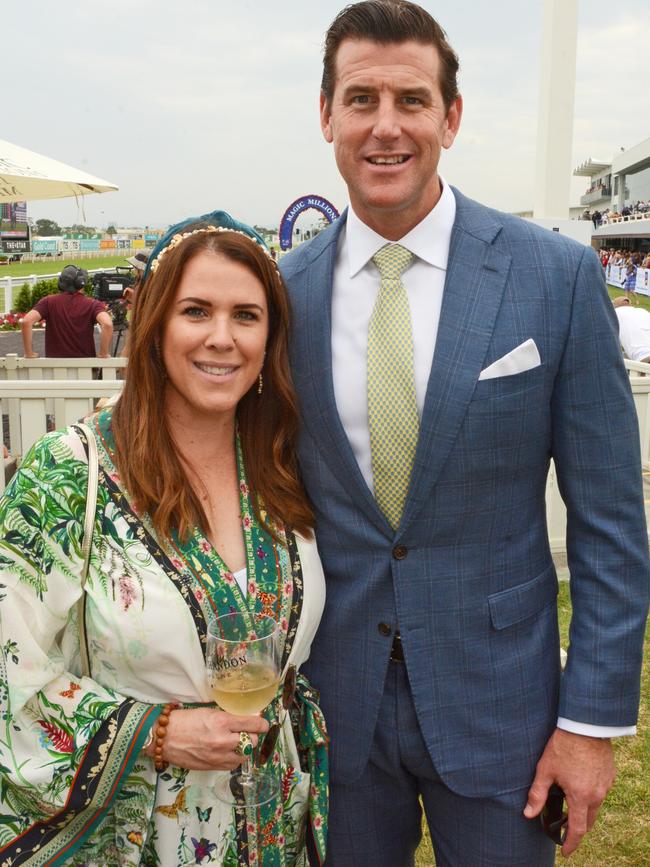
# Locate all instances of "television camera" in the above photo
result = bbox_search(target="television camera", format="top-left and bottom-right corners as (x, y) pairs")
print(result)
(91, 267), (136, 355)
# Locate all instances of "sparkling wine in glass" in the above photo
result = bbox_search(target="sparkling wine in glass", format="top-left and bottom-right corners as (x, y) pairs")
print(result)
(207, 612), (280, 806)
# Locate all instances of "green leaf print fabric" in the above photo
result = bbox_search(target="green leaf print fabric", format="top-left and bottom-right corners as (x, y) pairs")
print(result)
(0, 412), (328, 866)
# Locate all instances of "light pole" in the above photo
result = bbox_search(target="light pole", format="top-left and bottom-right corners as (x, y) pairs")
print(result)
(533, 0), (579, 220)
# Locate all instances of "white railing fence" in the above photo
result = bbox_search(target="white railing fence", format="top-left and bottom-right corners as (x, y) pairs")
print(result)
(0, 379), (124, 491)
(1, 357), (649, 549)
(0, 267), (124, 314)
(0, 354), (126, 381)
(0, 355), (127, 491)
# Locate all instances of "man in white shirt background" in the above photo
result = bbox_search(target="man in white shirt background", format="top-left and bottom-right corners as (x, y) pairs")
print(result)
(280, 2), (650, 865)
(613, 295), (650, 362)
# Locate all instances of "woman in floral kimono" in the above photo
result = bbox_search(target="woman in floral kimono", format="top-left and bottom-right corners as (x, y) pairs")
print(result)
(0, 212), (328, 866)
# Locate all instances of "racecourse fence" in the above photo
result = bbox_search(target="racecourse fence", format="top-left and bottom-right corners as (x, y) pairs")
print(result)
(0, 356), (649, 549)
(0, 355), (125, 490)
(0, 267), (124, 314)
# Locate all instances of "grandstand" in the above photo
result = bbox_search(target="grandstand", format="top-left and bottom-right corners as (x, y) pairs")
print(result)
(574, 136), (650, 253)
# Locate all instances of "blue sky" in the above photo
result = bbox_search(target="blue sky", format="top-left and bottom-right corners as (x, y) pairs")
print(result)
(6, 0), (650, 229)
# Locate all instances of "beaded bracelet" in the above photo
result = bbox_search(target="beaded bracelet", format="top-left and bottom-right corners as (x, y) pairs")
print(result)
(154, 702), (180, 772)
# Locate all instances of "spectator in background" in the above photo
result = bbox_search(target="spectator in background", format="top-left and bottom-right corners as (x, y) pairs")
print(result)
(125, 250), (150, 302)
(592, 209), (602, 229)
(613, 296), (650, 362)
(624, 260), (638, 305)
(21, 264), (113, 358)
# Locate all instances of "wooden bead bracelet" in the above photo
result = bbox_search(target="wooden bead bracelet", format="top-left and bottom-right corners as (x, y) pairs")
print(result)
(153, 702), (179, 772)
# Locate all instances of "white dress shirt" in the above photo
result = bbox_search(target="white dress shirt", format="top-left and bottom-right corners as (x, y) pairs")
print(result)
(330, 180), (632, 738)
(332, 181), (454, 489)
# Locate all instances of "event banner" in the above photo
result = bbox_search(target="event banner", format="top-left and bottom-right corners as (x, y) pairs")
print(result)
(32, 239), (58, 254)
(1, 238), (29, 254)
(59, 239), (80, 253)
(100, 239), (116, 249)
(636, 268), (650, 296)
(80, 239), (100, 251)
(607, 264), (626, 287)
(607, 264), (650, 296)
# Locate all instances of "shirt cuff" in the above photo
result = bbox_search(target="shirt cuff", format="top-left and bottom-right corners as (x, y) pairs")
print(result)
(557, 717), (636, 738)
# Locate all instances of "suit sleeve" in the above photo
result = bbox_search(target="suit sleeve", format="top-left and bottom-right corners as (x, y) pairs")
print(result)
(551, 246), (650, 726)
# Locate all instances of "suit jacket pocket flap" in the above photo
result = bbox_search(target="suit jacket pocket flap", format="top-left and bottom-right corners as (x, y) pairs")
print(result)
(488, 564), (558, 630)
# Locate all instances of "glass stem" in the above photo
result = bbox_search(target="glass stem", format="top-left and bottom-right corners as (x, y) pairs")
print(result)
(240, 756), (253, 785)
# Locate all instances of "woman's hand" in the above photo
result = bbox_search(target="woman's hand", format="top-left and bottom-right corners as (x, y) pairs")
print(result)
(145, 707), (269, 771)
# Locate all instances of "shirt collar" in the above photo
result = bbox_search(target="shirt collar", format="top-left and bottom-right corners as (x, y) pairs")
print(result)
(345, 178), (457, 278)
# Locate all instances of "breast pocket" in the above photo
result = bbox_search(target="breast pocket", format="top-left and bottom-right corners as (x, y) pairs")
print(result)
(471, 364), (546, 407)
(461, 364), (549, 459)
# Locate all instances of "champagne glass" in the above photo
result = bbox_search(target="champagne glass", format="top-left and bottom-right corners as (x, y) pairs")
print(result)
(207, 612), (280, 806)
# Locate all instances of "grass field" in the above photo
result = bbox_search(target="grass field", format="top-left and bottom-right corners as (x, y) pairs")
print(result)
(0, 255), (136, 280)
(608, 284), (650, 312)
(415, 581), (650, 866)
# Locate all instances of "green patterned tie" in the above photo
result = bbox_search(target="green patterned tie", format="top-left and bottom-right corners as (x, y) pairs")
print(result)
(367, 244), (419, 529)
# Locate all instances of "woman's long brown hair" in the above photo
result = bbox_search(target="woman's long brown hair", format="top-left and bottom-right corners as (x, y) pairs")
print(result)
(112, 226), (314, 543)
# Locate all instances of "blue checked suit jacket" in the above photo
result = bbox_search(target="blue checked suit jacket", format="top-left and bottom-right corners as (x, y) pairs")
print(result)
(280, 189), (650, 797)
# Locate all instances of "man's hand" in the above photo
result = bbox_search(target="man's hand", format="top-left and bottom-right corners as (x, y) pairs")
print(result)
(25, 351), (38, 358)
(96, 352), (111, 359)
(524, 728), (616, 856)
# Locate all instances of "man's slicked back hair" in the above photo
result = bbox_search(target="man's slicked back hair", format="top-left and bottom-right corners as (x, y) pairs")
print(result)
(322, 0), (460, 111)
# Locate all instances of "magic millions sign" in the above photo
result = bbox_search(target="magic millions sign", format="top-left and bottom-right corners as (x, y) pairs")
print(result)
(279, 195), (340, 251)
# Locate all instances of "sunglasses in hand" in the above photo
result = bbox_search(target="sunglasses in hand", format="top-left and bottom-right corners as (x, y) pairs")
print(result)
(540, 784), (568, 845)
(258, 664), (297, 765)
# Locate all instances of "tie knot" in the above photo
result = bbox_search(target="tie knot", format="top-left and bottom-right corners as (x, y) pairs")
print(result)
(372, 244), (413, 280)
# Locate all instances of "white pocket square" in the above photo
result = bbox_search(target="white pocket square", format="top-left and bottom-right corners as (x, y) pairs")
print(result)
(478, 338), (541, 381)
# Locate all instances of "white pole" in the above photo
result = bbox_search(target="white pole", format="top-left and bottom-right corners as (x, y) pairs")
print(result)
(533, 0), (579, 219)
(3, 279), (12, 314)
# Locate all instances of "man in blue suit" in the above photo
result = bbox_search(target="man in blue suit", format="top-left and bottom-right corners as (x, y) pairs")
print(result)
(280, 2), (650, 864)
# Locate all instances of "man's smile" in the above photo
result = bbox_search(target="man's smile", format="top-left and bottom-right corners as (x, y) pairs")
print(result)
(366, 154), (411, 165)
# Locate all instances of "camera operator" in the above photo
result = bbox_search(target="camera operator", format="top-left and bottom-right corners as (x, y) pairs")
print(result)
(125, 249), (150, 302)
(21, 264), (113, 359)
(91, 265), (140, 356)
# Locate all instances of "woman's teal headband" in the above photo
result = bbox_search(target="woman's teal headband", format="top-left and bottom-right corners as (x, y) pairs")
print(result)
(144, 209), (274, 281)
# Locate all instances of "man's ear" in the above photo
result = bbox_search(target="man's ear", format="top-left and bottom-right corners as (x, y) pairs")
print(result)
(320, 91), (334, 143)
(442, 94), (463, 150)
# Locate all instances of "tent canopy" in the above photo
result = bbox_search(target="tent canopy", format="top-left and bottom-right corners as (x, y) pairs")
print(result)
(0, 138), (118, 203)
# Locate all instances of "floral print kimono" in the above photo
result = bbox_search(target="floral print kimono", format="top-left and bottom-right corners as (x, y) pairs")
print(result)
(0, 408), (328, 866)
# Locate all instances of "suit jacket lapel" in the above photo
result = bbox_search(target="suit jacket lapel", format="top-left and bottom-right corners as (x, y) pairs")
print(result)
(292, 216), (389, 535)
(400, 191), (513, 530)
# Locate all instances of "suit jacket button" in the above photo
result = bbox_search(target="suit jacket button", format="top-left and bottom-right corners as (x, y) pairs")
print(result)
(393, 545), (408, 560)
(378, 622), (392, 637)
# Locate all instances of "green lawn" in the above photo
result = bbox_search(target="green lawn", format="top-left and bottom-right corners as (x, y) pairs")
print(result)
(415, 582), (650, 865)
(0, 255), (135, 280)
(608, 283), (650, 312)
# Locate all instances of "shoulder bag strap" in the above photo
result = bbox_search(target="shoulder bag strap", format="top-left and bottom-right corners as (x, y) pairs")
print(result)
(76, 422), (98, 678)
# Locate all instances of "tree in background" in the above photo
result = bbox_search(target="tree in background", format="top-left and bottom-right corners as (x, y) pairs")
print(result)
(106, 225), (117, 236)
(65, 224), (96, 237)
(34, 219), (61, 237)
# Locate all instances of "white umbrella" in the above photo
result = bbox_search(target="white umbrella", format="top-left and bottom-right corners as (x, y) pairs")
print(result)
(0, 138), (118, 203)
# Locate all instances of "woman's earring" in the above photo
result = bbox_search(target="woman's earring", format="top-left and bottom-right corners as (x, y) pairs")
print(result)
(258, 372), (263, 395)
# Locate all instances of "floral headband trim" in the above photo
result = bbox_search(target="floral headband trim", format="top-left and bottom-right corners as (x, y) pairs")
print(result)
(149, 226), (277, 273)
